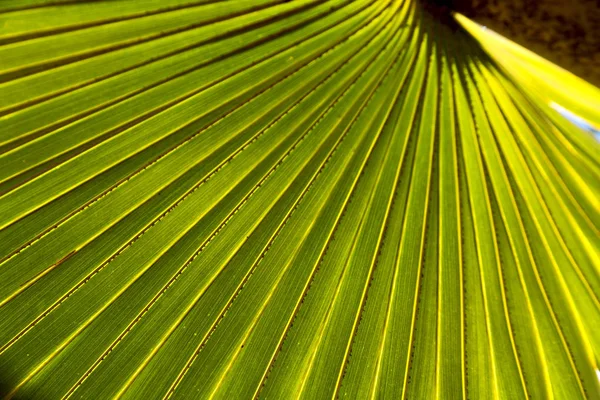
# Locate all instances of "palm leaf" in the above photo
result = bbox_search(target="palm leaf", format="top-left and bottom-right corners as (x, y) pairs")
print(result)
(0, 0), (599, 398)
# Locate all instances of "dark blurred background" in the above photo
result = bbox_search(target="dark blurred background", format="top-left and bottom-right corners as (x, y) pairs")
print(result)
(426, 0), (600, 87)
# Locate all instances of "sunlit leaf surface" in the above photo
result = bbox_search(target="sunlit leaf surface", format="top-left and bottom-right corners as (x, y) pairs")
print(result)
(0, 0), (599, 398)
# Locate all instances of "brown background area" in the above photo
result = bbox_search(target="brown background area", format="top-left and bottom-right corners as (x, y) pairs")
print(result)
(449, 0), (600, 87)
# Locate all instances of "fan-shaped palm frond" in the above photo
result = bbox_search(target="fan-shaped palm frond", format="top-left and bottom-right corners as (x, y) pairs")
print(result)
(0, 0), (599, 398)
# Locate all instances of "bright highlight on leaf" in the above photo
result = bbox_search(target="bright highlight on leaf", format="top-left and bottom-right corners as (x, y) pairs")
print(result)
(0, 0), (598, 399)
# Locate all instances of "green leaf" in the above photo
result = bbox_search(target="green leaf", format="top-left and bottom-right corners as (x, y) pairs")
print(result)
(0, 0), (599, 398)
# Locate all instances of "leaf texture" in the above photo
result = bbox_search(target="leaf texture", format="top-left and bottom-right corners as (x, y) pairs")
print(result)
(0, 0), (599, 398)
